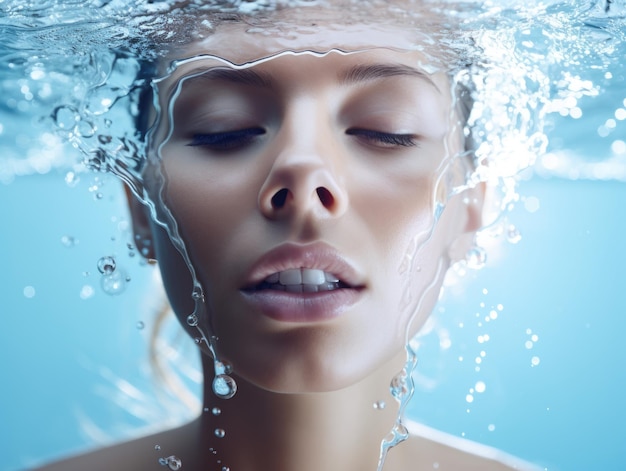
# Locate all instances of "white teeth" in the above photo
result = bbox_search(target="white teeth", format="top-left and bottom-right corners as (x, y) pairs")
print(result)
(302, 284), (319, 293)
(302, 268), (325, 285)
(279, 269), (302, 285)
(260, 268), (343, 291)
(324, 272), (339, 283)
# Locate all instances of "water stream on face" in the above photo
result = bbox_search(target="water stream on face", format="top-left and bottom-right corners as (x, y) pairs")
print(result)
(2, 1), (626, 470)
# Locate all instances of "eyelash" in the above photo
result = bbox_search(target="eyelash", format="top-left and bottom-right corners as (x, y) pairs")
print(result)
(187, 128), (266, 150)
(186, 127), (418, 151)
(346, 129), (419, 148)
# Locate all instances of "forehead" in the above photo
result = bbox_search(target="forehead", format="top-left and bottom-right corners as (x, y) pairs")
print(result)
(161, 3), (455, 72)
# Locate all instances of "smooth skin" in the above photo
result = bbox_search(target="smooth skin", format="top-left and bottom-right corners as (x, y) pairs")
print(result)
(35, 14), (539, 471)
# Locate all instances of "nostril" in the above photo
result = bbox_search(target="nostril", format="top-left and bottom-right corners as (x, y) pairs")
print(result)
(271, 188), (289, 209)
(316, 187), (334, 208)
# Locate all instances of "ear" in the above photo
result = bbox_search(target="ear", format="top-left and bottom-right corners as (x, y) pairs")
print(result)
(124, 183), (156, 260)
(464, 180), (486, 234)
(447, 181), (486, 263)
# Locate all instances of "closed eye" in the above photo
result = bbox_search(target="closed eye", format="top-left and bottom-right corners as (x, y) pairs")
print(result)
(187, 127), (266, 151)
(346, 129), (419, 148)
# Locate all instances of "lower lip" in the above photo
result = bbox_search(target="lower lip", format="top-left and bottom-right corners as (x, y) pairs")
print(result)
(240, 288), (363, 322)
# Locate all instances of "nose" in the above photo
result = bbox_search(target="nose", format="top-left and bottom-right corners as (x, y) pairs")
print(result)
(258, 118), (348, 221)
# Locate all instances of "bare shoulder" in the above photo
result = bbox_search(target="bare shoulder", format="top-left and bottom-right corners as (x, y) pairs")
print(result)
(392, 420), (541, 471)
(30, 422), (196, 471)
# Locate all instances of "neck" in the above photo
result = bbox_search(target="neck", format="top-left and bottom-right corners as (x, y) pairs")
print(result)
(192, 352), (407, 471)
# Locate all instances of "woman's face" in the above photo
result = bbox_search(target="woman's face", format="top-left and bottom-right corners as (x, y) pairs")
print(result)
(138, 20), (481, 393)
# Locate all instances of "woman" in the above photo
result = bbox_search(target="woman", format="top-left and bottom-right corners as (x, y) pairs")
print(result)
(38, 2), (537, 470)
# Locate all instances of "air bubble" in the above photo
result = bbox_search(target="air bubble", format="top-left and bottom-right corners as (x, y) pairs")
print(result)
(390, 371), (408, 400)
(475, 381), (486, 393)
(214, 428), (226, 438)
(52, 105), (79, 130)
(159, 456), (182, 470)
(506, 225), (522, 244)
(97, 256), (116, 275)
(154, 445), (161, 450)
(373, 400), (386, 410)
(23, 286), (36, 298)
(212, 407), (221, 416)
(214, 361), (233, 375)
(531, 356), (541, 366)
(466, 246), (487, 269)
(213, 374), (237, 399)
(60, 235), (78, 247)
(137, 321), (145, 330)
(80, 285), (95, 300)
(222, 467), (230, 471)
(186, 314), (198, 326)
(101, 270), (127, 295)
(64, 171), (80, 187)
(488, 424), (496, 432)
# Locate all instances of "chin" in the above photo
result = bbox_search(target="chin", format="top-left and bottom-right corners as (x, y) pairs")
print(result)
(221, 333), (401, 395)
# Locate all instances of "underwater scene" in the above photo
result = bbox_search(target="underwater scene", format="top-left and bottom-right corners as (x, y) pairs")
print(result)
(1, 1), (625, 470)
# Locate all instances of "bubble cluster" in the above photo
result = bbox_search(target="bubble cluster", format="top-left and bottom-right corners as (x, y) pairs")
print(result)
(159, 455), (182, 470)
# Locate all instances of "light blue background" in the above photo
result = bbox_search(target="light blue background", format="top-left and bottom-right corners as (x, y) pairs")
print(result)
(1, 171), (625, 470)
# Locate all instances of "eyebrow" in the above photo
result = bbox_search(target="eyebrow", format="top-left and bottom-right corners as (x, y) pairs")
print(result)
(177, 62), (438, 92)
(180, 67), (274, 89)
(339, 63), (439, 91)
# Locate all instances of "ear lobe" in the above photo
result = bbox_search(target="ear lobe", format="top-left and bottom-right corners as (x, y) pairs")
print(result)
(447, 181), (486, 263)
(124, 183), (156, 260)
(463, 181), (486, 234)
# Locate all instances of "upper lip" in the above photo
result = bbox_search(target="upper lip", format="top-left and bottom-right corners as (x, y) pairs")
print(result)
(241, 242), (366, 290)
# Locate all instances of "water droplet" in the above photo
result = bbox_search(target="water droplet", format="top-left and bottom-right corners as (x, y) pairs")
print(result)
(222, 467), (230, 471)
(60, 235), (78, 247)
(214, 428), (226, 438)
(186, 314), (198, 326)
(101, 270), (127, 295)
(159, 455), (182, 470)
(212, 407), (221, 416)
(214, 361), (233, 375)
(137, 321), (145, 330)
(23, 286), (36, 298)
(373, 400), (386, 410)
(154, 445), (161, 450)
(52, 105), (79, 130)
(64, 171), (80, 187)
(80, 285), (95, 300)
(212, 374), (237, 399)
(466, 246), (487, 269)
(97, 256), (116, 275)
(506, 225), (522, 244)
(390, 371), (408, 400)
(78, 119), (96, 138)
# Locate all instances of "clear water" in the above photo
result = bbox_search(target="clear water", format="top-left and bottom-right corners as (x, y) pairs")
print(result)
(1, 1), (625, 470)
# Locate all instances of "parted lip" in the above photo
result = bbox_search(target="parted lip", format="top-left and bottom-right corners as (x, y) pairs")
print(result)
(241, 242), (366, 290)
